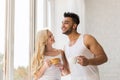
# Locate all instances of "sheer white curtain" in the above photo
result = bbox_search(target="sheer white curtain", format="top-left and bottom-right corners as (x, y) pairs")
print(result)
(67, 0), (85, 33)
(53, 0), (85, 80)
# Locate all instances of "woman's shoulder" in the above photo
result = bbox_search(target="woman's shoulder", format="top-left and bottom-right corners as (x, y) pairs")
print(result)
(57, 49), (64, 53)
(56, 49), (65, 57)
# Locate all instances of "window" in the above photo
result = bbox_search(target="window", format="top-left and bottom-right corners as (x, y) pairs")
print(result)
(14, 0), (29, 80)
(0, 0), (5, 80)
(36, 0), (44, 32)
(2, 0), (53, 80)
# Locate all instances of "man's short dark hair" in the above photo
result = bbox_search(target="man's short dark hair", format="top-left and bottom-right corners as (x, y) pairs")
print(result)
(64, 12), (80, 25)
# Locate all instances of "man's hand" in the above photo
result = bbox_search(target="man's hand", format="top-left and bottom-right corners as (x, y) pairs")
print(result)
(77, 56), (89, 66)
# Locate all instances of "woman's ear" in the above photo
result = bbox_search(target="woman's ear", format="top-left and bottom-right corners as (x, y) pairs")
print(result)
(45, 41), (47, 45)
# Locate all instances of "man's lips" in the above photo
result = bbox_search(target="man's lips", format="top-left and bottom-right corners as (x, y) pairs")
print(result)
(62, 27), (66, 31)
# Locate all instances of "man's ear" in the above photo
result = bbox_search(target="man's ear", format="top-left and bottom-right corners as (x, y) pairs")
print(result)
(73, 24), (77, 30)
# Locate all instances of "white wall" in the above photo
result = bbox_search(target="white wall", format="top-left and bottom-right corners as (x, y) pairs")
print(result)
(85, 0), (120, 80)
(54, 0), (120, 80)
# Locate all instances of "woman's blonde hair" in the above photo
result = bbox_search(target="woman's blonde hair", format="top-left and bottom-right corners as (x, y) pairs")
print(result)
(32, 29), (49, 75)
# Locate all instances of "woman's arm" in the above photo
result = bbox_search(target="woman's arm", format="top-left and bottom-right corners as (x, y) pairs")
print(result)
(34, 60), (51, 80)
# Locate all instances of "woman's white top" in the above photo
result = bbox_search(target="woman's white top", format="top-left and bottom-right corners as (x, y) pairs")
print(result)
(38, 53), (62, 80)
(64, 34), (100, 80)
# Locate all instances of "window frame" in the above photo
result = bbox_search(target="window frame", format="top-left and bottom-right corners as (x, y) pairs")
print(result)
(4, 0), (54, 80)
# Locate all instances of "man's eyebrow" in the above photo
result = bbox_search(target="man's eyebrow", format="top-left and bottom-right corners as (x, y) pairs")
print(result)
(63, 21), (70, 22)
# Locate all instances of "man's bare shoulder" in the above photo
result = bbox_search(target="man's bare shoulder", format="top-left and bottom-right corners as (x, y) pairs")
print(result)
(84, 34), (96, 41)
(83, 34), (97, 47)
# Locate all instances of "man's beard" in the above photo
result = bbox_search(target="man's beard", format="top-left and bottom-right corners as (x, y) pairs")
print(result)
(63, 27), (73, 35)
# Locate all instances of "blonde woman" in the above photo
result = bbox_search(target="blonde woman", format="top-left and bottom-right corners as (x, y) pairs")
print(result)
(32, 29), (70, 80)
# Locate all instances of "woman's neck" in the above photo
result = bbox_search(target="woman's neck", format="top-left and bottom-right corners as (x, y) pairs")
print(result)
(45, 45), (54, 52)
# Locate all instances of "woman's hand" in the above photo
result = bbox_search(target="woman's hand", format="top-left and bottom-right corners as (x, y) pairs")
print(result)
(55, 62), (62, 67)
(44, 59), (52, 68)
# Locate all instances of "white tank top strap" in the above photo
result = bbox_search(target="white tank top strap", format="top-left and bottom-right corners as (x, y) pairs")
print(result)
(80, 33), (85, 41)
(44, 50), (63, 64)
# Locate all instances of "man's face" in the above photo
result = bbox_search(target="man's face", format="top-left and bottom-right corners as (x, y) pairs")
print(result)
(61, 17), (74, 35)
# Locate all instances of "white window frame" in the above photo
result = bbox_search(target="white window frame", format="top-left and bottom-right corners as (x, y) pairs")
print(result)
(29, 0), (36, 80)
(4, 0), (54, 80)
(4, 0), (34, 80)
(5, 0), (15, 80)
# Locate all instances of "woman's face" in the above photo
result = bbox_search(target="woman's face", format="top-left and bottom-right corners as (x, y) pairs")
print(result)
(47, 31), (55, 45)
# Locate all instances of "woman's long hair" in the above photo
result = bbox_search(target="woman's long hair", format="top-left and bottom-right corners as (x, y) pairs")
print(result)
(32, 29), (49, 75)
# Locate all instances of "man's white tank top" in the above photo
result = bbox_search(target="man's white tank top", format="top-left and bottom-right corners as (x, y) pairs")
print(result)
(64, 34), (100, 80)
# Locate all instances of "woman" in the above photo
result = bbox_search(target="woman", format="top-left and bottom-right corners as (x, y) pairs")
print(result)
(32, 29), (70, 80)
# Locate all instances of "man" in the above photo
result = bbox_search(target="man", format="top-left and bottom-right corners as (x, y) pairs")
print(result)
(61, 12), (108, 80)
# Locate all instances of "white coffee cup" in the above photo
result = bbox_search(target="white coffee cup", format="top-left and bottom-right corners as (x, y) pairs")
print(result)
(71, 57), (77, 64)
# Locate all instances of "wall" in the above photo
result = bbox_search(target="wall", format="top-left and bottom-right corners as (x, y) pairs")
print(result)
(54, 0), (120, 80)
(85, 0), (120, 80)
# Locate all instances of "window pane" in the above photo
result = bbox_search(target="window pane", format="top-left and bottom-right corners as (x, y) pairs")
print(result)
(0, 0), (5, 80)
(14, 0), (29, 80)
(36, 0), (44, 31)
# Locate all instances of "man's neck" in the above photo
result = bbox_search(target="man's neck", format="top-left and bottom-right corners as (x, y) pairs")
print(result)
(68, 31), (80, 42)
